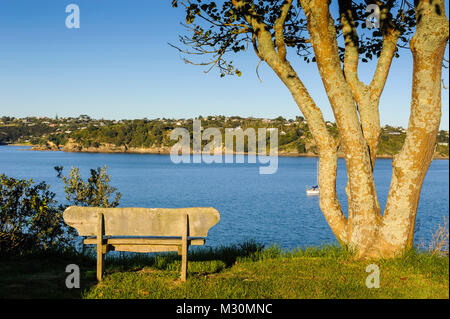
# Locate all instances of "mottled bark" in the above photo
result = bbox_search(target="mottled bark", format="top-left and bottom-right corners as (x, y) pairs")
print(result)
(340, 2), (400, 170)
(231, 0), (448, 259)
(375, 0), (449, 258)
(301, 0), (380, 257)
(340, 2), (400, 217)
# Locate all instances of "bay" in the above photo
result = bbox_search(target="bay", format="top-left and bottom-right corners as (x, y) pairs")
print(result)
(0, 145), (448, 250)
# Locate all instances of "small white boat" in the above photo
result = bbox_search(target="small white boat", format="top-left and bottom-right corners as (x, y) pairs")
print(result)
(306, 185), (320, 196)
(306, 159), (320, 196)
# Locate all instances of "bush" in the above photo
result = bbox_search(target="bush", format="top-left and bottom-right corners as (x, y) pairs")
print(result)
(56, 165), (121, 208)
(0, 174), (76, 255)
(0, 166), (122, 256)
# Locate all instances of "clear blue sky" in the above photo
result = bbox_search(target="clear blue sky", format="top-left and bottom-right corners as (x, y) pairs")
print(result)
(0, 0), (448, 129)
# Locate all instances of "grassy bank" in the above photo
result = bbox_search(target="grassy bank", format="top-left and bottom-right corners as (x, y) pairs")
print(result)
(0, 242), (448, 299)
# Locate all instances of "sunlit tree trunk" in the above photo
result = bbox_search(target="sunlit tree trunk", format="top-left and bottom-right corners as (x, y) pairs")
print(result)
(376, 0), (449, 257)
(300, 0), (381, 257)
(302, 0), (448, 258)
(230, 0), (448, 258)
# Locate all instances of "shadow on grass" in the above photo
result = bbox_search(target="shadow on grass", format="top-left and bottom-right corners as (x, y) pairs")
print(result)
(0, 249), (97, 299)
(103, 239), (266, 275)
(102, 240), (353, 277)
(0, 240), (357, 298)
(0, 240), (267, 298)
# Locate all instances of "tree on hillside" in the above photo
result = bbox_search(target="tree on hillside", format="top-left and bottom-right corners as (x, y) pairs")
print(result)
(171, 0), (449, 258)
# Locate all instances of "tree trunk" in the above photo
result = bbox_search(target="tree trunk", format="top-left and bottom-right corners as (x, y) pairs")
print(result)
(301, 0), (448, 258)
(301, 0), (381, 257)
(373, 0), (449, 258)
(232, 0), (448, 259)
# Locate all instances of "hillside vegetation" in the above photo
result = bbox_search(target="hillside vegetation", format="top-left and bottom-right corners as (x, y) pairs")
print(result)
(0, 115), (448, 158)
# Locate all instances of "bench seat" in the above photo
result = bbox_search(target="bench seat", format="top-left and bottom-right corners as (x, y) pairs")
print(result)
(83, 236), (206, 253)
(83, 236), (206, 246)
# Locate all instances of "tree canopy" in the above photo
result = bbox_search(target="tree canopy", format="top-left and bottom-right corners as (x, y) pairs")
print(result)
(171, 0), (416, 77)
(172, 0), (449, 258)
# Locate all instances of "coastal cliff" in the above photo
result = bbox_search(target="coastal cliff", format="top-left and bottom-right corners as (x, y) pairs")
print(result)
(31, 141), (60, 151)
(61, 141), (173, 155)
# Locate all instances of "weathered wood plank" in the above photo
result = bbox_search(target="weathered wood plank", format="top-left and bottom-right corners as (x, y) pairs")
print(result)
(111, 245), (179, 253)
(63, 207), (220, 237)
(83, 237), (205, 246)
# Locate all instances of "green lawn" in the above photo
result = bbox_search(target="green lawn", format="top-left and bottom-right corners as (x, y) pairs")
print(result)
(1, 242), (448, 299)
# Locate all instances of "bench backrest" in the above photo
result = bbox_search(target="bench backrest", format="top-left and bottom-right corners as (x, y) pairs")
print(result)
(63, 206), (220, 237)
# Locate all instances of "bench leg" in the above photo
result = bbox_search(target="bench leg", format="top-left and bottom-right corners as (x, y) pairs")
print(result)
(181, 213), (189, 282)
(97, 244), (104, 282)
(97, 212), (104, 282)
(181, 239), (188, 282)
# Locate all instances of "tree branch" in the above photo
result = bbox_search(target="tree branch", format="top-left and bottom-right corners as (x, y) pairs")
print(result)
(340, 0), (366, 95)
(339, 1), (400, 173)
(369, 28), (400, 98)
(274, 0), (293, 61)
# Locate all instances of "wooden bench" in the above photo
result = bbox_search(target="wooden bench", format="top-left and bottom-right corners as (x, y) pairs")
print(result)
(63, 206), (220, 282)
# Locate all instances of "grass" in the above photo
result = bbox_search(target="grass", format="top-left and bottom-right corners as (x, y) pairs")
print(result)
(0, 241), (448, 299)
(0, 249), (96, 298)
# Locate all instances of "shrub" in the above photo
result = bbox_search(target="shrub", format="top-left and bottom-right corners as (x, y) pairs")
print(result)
(428, 217), (449, 256)
(0, 166), (122, 256)
(56, 165), (121, 208)
(0, 174), (76, 255)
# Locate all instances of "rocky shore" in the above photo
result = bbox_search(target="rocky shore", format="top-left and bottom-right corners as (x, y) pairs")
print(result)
(12, 141), (445, 159)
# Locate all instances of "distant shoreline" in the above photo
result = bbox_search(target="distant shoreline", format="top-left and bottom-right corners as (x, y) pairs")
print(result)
(4, 143), (449, 160)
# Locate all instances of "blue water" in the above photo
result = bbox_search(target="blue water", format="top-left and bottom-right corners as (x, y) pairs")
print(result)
(0, 145), (448, 249)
